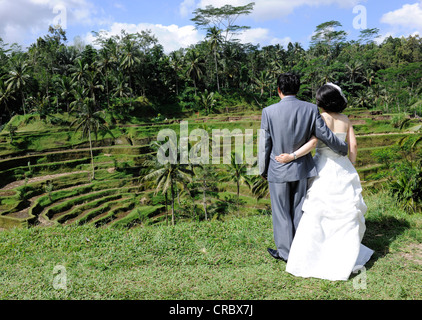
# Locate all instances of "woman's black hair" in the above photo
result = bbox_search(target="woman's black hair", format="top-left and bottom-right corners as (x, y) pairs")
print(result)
(316, 84), (348, 113)
(277, 73), (301, 95)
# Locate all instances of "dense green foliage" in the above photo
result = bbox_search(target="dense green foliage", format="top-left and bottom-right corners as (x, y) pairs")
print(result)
(1, 13), (422, 126)
(0, 4), (421, 300)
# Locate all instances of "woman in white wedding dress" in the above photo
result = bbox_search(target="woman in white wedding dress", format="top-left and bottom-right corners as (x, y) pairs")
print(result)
(275, 83), (373, 281)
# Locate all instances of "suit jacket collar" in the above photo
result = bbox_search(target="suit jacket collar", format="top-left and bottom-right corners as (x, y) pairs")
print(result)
(281, 95), (298, 102)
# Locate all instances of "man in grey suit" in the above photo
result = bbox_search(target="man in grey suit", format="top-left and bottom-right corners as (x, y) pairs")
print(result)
(259, 73), (348, 262)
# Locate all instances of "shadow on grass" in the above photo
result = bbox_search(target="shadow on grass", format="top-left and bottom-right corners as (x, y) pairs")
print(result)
(362, 215), (411, 270)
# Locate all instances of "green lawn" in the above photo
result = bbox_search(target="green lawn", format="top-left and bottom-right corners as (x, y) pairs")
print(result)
(0, 191), (420, 300)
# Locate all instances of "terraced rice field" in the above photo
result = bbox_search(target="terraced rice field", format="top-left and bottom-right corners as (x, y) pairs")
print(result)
(0, 109), (420, 230)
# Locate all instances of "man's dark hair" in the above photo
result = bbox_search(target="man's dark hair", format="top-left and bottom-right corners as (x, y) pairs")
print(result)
(316, 84), (347, 113)
(277, 73), (301, 95)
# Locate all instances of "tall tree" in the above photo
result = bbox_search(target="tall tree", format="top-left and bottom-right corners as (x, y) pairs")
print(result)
(5, 57), (31, 115)
(185, 48), (204, 96)
(223, 152), (251, 203)
(70, 98), (112, 180)
(142, 148), (194, 226)
(206, 26), (223, 92)
(191, 2), (255, 43)
(96, 39), (117, 110)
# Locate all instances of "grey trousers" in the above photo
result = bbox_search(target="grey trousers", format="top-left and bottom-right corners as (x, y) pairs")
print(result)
(268, 179), (308, 260)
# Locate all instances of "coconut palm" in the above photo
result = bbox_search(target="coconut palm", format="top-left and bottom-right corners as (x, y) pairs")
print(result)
(0, 81), (15, 118)
(69, 58), (88, 87)
(55, 75), (73, 113)
(346, 61), (364, 84)
(198, 89), (217, 115)
(70, 98), (112, 180)
(223, 152), (251, 203)
(142, 151), (194, 226)
(206, 26), (223, 92)
(251, 175), (269, 201)
(96, 41), (117, 109)
(120, 35), (140, 102)
(185, 48), (204, 96)
(84, 70), (104, 107)
(254, 71), (271, 97)
(5, 58), (31, 115)
(169, 50), (184, 95)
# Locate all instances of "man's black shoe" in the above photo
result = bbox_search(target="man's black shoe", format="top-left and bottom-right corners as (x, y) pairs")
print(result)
(267, 248), (287, 262)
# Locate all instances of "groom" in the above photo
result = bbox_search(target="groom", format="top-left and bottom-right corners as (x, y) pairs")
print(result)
(259, 73), (348, 262)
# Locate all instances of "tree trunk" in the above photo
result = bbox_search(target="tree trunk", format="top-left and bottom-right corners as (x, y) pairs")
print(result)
(165, 191), (169, 226)
(21, 91), (26, 116)
(171, 181), (175, 226)
(214, 50), (220, 93)
(106, 72), (110, 110)
(88, 128), (95, 181)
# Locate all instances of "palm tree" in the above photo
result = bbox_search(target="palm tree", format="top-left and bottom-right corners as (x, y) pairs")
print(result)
(169, 50), (184, 95)
(5, 58), (31, 115)
(346, 61), (364, 84)
(198, 89), (217, 115)
(112, 74), (132, 100)
(185, 49), (204, 96)
(142, 148), (194, 225)
(254, 71), (271, 97)
(0, 81), (15, 118)
(96, 41), (116, 109)
(223, 152), (251, 203)
(120, 36), (140, 103)
(70, 98), (112, 180)
(206, 27), (223, 92)
(69, 58), (88, 87)
(69, 85), (87, 113)
(111, 74), (132, 113)
(56, 75), (73, 113)
(84, 70), (104, 107)
(251, 175), (269, 201)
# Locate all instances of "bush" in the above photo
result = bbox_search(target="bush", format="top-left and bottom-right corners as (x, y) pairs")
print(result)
(389, 160), (422, 213)
(390, 113), (408, 128)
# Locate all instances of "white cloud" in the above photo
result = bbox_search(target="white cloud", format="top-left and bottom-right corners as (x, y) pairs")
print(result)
(236, 27), (270, 44)
(0, 0), (97, 45)
(376, 1), (422, 43)
(84, 22), (203, 53)
(180, 0), (197, 18)
(270, 36), (292, 47)
(380, 1), (422, 30)
(195, 0), (361, 21)
(235, 27), (291, 47)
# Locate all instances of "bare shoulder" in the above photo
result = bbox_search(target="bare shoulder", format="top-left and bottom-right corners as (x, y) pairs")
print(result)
(338, 113), (351, 123)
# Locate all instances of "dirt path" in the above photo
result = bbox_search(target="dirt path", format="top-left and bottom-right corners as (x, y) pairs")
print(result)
(1, 171), (89, 191)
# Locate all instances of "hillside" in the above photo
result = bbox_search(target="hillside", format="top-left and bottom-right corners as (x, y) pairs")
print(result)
(0, 108), (421, 230)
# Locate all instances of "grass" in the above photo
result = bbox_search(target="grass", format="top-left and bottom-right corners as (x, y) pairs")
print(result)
(1, 109), (421, 301)
(0, 191), (420, 300)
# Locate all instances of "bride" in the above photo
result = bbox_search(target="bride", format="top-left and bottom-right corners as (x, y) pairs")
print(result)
(275, 83), (373, 281)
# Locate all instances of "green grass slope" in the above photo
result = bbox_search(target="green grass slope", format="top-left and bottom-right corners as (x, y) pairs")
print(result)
(0, 191), (420, 300)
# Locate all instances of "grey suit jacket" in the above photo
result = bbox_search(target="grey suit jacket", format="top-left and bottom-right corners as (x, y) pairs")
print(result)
(259, 96), (348, 183)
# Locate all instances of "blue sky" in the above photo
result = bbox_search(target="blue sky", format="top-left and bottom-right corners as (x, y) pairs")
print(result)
(0, 0), (421, 52)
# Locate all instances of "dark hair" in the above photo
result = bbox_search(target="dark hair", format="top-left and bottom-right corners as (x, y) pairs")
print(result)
(316, 84), (347, 113)
(277, 73), (300, 95)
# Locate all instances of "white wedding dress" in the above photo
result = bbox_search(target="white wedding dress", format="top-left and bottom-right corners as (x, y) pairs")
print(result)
(285, 133), (374, 281)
